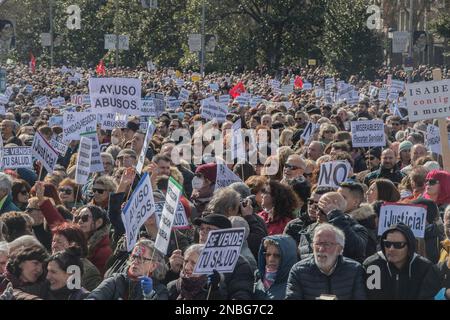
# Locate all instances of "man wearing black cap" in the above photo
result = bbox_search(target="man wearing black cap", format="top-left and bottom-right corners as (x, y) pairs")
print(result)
(122, 121), (139, 143)
(191, 214), (254, 300)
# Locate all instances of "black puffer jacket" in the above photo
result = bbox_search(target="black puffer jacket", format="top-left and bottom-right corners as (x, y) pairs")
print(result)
(348, 204), (378, 259)
(298, 210), (368, 263)
(244, 213), (268, 259)
(285, 255), (367, 300)
(363, 223), (441, 300)
(223, 256), (254, 300)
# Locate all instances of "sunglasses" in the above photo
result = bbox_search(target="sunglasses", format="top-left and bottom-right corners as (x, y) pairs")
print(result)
(426, 179), (439, 186)
(59, 188), (73, 195)
(383, 240), (407, 249)
(74, 214), (90, 223)
(284, 164), (302, 170)
(92, 188), (106, 194)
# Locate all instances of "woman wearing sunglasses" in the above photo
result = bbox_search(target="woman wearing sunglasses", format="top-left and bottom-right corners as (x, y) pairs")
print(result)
(11, 179), (31, 211)
(57, 178), (83, 211)
(88, 239), (168, 300)
(89, 176), (117, 210)
(422, 170), (450, 212)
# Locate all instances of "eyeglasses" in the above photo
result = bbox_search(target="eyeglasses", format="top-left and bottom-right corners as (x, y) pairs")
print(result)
(19, 189), (29, 195)
(284, 163), (302, 170)
(426, 179), (439, 186)
(58, 188), (73, 195)
(264, 252), (281, 258)
(383, 240), (407, 249)
(25, 207), (40, 213)
(313, 242), (338, 249)
(92, 188), (106, 194)
(74, 214), (90, 223)
(130, 254), (154, 264)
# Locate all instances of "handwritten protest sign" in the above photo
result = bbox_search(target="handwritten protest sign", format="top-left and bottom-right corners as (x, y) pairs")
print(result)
(425, 124), (450, 155)
(79, 131), (104, 173)
(215, 163), (242, 191)
(2, 147), (32, 169)
(89, 78), (141, 115)
(193, 228), (245, 274)
(318, 161), (351, 189)
(154, 201), (189, 230)
(34, 96), (50, 109)
(201, 97), (227, 123)
(378, 203), (427, 238)
(300, 122), (320, 146)
(50, 138), (68, 156)
(51, 97), (66, 107)
(155, 177), (183, 255)
(63, 112), (97, 141)
(351, 120), (386, 147)
(31, 132), (59, 174)
(121, 173), (156, 251)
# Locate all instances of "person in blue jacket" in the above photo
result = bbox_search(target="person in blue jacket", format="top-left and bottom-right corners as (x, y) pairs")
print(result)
(254, 235), (297, 300)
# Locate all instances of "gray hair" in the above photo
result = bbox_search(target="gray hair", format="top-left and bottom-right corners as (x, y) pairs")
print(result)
(101, 152), (114, 165)
(133, 239), (168, 281)
(0, 173), (13, 194)
(229, 216), (250, 240)
(8, 235), (45, 255)
(184, 244), (205, 258)
(0, 241), (8, 256)
(314, 223), (346, 248)
(229, 182), (251, 199)
(206, 187), (240, 216)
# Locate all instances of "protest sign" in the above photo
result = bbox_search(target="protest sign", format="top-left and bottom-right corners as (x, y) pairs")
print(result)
(31, 132), (59, 174)
(63, 112), (97, 141)
(179, 88), (190, 102)
(154, 201), (190, 230)
(201, 97), (227, 123)
(231, 119), (245, 163)
(166, 98), (182, 110)
(155, 177), (183, 255)
(71, 94), (89, 106)
(34, 96), (50, 108)
(302, 82), (312, 91)
(351, 120), (386, 147)
(390, 80), (405, 93)
(50, 138), (69, 156)
(141, 97), (156, 117)
(25, 85), (33, 94)
(136, 118), (156, 174)
(215, 163), (242, 190)
(121, 173), (156, 251)
(378, 203), (427, 238)
(0, 95), (7, 105)
(378, 88), (388, 102)
(79, 131), (104, 173)
(425, 124), (450, 155)
(405, 79), (450, 121)
(152, 92), (166, 117)
(98, 113), (126, 130)
(89, 77), (141, 115)
(300, 122), (320, 146)
(2, 147), (32, 169)
(209, 83), (219, 91)
(75, 137), (92, 185)
(318, 161), (351, 189)
(392, 31), (410, 53)
(48, 116), (63, 128)
(51, 97), (66, 107)
(193, 228), (245, 274)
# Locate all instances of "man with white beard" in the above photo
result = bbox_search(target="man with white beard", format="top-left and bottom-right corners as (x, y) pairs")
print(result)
(285, 223), (367, 300)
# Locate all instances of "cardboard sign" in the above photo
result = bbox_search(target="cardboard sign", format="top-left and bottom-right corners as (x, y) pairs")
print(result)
(121, 173), (156, 251)
(50, 138), (69, 156)
(75, 137), (92, 185)
(51, 97), (66, 107)
(71, 95), (90, 106)
(425, 124), (450, 155)
(215, 163), (242, 190)
(34, 96), (50, 108)
(89, 77), (141, 115)
(155, 177), (183, 255)
(2, 147), (32, 169)
(300, 122), (320, 146)
(79, 131), (104, 173)
(405, 79), (450, 121)
(141, 97), (156, 117)
(318, 161), (351, 189)
(201, 97), (227, 123)
(378, 203), (427, 238)
(154, 201), (190, 230)
(193, 228), (245, 274)
(390, 80), (405, 93)
(179, 88), (191, 102)
(152, 92), (166, 117)
(31, 132), (59, 174)
(351, 120), (386, 147)
(63, 112), (97, 141)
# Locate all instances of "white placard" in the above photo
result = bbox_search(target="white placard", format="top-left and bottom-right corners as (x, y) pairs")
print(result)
(34, 96), (50, 109)
(2, 147), (32, 169)
(405, 79), (450, 121)
(425, 124), (450, 155)
(50, 138), (69, 156)
(51, 97), (66, 107)
(351, 120), (386, 147)
(79, 131), (104, 173)
(155, 177), (183, 255)
(63, 112), (97, 141)
(392, 31), (410, 53)
(193, 228), (245, 274)
(136, 118), (156, 174)
(179, 88), (190, 102)
(121, 173), (156, 251)
(378, 203), (427, 238)
(231, 119), (245, 163)
(215, 163), (242, 191)
(201, 97), (227, 123)
(154, 201), (189, 230)
(89, 77), (141, 115)
(318, 161), (351, 189)
(300, 122), (320, 146)
(75, 137), (92, 185)
(31, 132), (59, 174)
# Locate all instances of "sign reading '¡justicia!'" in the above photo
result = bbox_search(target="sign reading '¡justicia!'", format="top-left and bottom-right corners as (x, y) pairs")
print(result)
(89, 78), (142, 115)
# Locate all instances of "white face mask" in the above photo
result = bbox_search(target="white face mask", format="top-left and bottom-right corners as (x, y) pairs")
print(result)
(111, 137), (120, 145)
(192, 176), (205, 190)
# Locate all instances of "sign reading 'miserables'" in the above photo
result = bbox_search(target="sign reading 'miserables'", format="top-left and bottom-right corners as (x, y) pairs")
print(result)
(405, 79), (450, 121)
